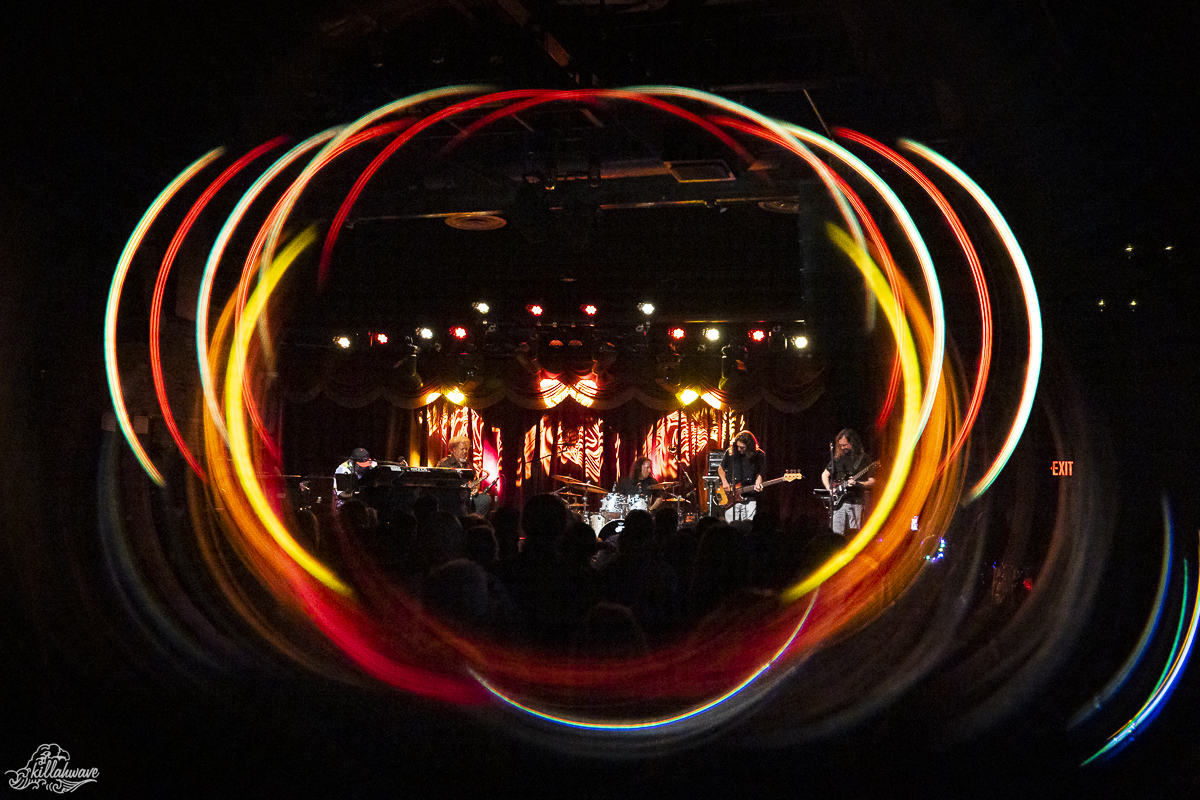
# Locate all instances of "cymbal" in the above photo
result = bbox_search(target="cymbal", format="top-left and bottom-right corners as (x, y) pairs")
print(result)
(647, 481), (676, 490)
(553, 475), (589, 485)
(576, 483), (606, 495)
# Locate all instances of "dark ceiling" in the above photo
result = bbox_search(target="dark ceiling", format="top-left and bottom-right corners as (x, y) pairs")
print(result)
(253, 0), (979, 350)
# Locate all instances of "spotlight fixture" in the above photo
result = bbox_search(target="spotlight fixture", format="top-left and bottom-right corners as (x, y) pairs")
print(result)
(335, 336), (352, 349)
(668, 327), (686, 340)
(581, 304), (598, 316)
(374, 333), (388, 345)
(450, 326), (469, 340)
(527, 304), (544, 316)
(703, 328), (721, 342)
(748, 329), (766, 342)
(793, 335), (809, 349)
(678, 388), (699, 406)
(417, 328), (434, 340)
(638, 302), (655, 316)
(473, 301), (490, 314)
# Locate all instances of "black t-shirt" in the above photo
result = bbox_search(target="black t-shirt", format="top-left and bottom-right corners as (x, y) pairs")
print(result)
(826, 452), (872, 503)
(614, 475), (657, 497)
(721, 449), (764, 487)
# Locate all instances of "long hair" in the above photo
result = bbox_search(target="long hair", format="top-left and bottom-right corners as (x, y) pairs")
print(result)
(728, 430), (758, 455)
(631, 456), (653, 481)
(835, 428), (863, 459)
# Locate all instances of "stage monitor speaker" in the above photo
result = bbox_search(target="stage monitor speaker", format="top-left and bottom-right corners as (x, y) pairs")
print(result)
(707, 451), (724, 477)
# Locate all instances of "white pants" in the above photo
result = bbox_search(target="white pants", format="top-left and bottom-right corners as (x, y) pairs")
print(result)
(832, 503), (862, 535)
(724, 499), (756, 523)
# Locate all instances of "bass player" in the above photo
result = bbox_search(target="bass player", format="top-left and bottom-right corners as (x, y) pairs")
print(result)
(717, 430), (765, 525)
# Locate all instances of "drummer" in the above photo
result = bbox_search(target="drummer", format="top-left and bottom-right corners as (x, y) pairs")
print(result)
(613, 457), (664, 512)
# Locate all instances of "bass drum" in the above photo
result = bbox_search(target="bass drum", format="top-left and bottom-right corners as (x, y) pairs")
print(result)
(598, 492), (626, 521)
(589, 514), (607, 534)
(626, 494), (648, 513)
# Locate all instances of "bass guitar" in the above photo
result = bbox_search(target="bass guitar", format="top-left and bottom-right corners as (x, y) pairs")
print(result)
(829, 460), (880, 509)
(715, 470), (803, 509)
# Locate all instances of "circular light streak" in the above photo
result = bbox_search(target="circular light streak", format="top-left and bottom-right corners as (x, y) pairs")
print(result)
(103, 85), (1049, 755)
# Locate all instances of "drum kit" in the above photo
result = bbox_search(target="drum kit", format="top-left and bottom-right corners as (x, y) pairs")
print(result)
(552, 474), (694, 537)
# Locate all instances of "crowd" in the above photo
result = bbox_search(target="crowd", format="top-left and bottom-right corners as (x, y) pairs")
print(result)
(295, 494), (846, 656)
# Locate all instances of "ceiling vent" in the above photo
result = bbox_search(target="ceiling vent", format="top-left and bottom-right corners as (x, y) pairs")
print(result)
(665, 160), (735, 183)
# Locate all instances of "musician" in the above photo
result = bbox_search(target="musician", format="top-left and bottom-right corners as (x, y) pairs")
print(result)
(613, 457), (664, 512)
(821, 429), (875, 535)
(437, 436), (492, 517)
(334, 447), (377, 506)
(718, 431), (765, 523)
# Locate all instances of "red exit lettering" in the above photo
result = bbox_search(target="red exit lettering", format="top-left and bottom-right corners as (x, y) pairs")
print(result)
(1051, 460), (1074, 476)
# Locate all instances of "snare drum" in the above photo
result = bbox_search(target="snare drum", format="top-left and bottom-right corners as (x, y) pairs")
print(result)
(598, 492), (627, 521)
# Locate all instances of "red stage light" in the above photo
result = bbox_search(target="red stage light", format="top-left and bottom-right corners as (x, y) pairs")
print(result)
(527, 304), (544, 316)
(581, 304), (598, 316)
(450, 326), (468, 339)
(669, 327), (686, 340)
(375, 333), (388, 344)
(749, 329), (766, 342)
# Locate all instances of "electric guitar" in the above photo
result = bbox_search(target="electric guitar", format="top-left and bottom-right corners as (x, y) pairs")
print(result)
(828, 460), (880, 508)
(715, 470), (803, 508)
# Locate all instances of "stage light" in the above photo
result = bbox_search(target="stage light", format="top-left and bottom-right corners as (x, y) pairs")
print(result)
(793, 335), (809, 349)
(1098, 299), (1106, 309)
(1129, 299), (1137, 309)
(335, 336), (351, 349)
(445, 388), (466, 404)
(1166, 245), (1174, 251)
(527, 304), (544, 316)
(669, 327), (686, 340)
(374, 333), (388, 345)
(703, 328), (721, 342)
(678, 388), (699, 405)
(639, 302), (655, 316)
(473, 301), (490, 314)
(749, 329), (766, 342)
(417, 327), (434, 340)
(1125, 245), (1134, 252)
(450, 326), (469, 339)
(581, 304), (598, 316)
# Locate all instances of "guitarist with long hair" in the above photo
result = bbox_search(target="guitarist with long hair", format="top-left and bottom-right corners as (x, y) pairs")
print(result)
(717, 430), (765, 525)
(821, 429), (876, 535)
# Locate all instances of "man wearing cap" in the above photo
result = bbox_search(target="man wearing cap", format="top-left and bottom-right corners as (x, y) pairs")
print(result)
(334, 447), (377, 505)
